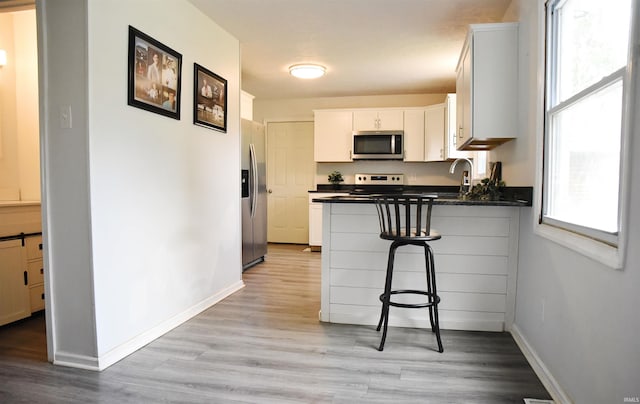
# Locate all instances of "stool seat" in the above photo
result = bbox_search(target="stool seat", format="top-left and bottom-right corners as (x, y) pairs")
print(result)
(371, 194), (443, 353)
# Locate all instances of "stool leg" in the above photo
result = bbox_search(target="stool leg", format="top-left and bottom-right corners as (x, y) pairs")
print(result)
(423, 244), (436, 331)
(426, 244), (443, 353)
(377, 241), (399, 351)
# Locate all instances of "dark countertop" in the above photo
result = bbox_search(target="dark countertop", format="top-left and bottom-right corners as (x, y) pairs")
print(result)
(310, 185), (533, 207)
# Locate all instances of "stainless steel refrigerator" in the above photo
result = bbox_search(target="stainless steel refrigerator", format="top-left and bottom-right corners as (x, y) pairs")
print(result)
(241, 119), (267, 270)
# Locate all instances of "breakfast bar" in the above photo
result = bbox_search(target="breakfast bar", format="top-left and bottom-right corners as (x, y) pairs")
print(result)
(313, 193), (530, 333)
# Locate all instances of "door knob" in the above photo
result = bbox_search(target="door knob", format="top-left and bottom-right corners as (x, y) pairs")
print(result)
(268, 189), (273, 194)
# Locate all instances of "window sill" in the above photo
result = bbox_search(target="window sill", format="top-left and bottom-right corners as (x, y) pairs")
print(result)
(534, 222), (624, 269)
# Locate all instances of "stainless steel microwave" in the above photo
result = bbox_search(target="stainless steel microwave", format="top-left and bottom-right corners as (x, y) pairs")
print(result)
(352, 131), (404, 160)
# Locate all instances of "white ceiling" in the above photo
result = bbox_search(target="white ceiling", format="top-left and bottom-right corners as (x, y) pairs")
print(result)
(189, 0), (512, 100)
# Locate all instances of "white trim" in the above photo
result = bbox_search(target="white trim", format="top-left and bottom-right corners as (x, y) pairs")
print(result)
(53, 352), (100, 371)
(504, 207), (520, 330)
(511, 324), (573, 404)
(534, 222), (623, 268)
(52, 280), (245, 371)
(533, 0), (632, 270)
(319, 203), (331, 322)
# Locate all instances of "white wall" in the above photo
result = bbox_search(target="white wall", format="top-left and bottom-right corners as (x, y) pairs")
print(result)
(488, 1), (535, 187)
(0, 10), (40, 202)
(0, 12), (20, 200)
(38, 0), (97, 365)
(39, 0), (242, 370)
(254, 93), (447, 122)
(511, 1), (640, 403)
(14, 10), (40, 201)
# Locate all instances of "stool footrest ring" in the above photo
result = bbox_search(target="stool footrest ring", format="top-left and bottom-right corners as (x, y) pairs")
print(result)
(379, 290), (441, 309)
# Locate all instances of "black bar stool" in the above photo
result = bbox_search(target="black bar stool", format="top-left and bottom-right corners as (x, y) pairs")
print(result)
(371, 194), (443, 352)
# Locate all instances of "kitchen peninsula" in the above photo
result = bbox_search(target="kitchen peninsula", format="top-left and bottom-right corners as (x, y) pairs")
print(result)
(313, 191), (531, 333)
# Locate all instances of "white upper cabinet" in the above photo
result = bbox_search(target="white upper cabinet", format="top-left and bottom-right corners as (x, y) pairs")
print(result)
(314, 110), (353, 162)
(353, 110), (403, 131)
(424, 104), (445, 162)
(403, 109), (425, 162)
(456, 23), (519, 150)
(444, 94), (471, 159)
(405, 102), (462, 163)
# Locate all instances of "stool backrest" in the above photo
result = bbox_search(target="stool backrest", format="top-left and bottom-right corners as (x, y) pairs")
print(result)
(371, 194), (438, 240)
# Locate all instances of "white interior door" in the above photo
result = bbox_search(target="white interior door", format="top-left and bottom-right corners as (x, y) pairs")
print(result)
(266, 121), (315, 244)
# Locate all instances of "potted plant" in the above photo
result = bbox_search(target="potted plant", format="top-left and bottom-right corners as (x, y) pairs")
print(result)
(328, 171), (344, 189)
(468, 177), (506, 200)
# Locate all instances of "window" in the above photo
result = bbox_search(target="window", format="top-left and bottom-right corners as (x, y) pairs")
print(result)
(542, 0), (635, 251)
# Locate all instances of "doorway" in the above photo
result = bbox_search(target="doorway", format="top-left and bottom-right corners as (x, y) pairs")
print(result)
(0, 5), (47, 358)
(266, 121), (315, 244)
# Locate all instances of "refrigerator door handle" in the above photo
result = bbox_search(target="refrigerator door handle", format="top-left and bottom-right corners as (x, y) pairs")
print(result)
(249, 143), (258, 218)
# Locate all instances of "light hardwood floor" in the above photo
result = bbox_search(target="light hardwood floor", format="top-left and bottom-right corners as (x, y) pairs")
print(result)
(0, 243), (551, 403)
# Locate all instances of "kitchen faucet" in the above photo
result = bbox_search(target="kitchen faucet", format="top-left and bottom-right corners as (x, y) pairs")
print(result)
(449, 158), (474, 195)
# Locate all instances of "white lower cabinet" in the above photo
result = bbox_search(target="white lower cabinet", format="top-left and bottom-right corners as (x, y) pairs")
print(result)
(309, 193), (344, 250)
(26, 236), (44, 312)
(0, 204), (44, 325)
(0, 239), (30, 326)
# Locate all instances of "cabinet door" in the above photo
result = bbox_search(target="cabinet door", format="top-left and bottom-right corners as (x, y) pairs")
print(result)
(353, 110), (403, 131)
(0, 240), (31, 326)
(376, 110), (403, 130)
(472, 25), (518, 140)
(424, 104), (445, 162)
(445, 94), (471, 159)
(314, 110), (353, 162)
(308, 193), (343, 247)
(352, 110), (379, 131)
(402, 109), (425, 162)
(456, 44), (472, 149)
(25, 236), (43, 260)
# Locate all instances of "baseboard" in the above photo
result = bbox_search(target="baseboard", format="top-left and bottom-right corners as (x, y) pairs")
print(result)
(53, 352), (100, 371)
(53, 280), (245, 371)
(510, 324), (573, 404)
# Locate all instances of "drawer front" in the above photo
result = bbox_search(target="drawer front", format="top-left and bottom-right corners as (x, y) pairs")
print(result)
(29, 284), (45, 312)
(27, 259), (44, 285)
(26, 236), (43, 260)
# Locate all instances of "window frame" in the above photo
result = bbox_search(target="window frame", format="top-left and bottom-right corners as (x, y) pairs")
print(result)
(534, 0), (637, 269)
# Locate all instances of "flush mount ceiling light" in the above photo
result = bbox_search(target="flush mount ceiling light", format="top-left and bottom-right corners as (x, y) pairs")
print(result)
(289, 64), (326, 79)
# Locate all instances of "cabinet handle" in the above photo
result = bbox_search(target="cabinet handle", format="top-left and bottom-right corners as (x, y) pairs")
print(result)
(40, 268), (44, 274)
(24, 271), (28, 286)
(41, 293), (45, 300)
(39, 243), (43, 250)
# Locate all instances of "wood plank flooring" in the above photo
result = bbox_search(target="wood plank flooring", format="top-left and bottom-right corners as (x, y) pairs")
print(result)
(0, 243), (552, 403)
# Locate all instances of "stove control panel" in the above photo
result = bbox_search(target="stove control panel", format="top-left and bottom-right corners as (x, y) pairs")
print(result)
(355, 173), (404, 185)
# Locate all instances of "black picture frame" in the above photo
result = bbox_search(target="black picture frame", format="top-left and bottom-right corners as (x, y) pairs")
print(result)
(194, 63), (227, 132)
(127, 26), (182, 120)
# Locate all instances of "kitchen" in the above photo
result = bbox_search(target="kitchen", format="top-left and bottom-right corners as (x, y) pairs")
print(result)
(0, 1), (638, 403)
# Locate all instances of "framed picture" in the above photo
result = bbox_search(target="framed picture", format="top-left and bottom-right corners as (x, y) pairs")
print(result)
(127, 26), (182, 120)
(194, 63), (227, 132)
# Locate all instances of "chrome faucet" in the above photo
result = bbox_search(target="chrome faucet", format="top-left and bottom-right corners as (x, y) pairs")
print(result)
(449, 158), (474, 195)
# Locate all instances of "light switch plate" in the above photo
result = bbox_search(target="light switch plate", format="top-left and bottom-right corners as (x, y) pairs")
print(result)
(59, 105), (72, 129)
